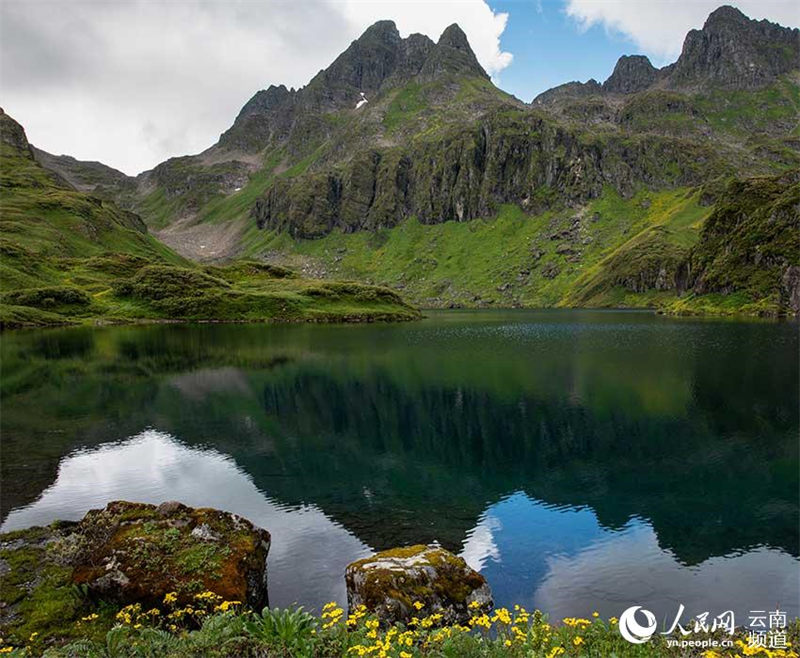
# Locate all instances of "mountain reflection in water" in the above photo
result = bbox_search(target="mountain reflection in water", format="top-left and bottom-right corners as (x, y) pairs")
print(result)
(1, 311), (797, 620)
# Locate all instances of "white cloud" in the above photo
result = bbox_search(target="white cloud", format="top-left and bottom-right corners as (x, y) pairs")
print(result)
(564, 0), (800, 63)
(0, 0), (512, 175)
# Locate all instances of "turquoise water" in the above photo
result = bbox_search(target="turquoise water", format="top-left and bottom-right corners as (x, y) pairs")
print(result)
(2, 310), (798, 622)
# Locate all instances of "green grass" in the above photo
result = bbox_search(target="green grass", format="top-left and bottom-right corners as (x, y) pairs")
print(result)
(384, 83), (427, 133)
(243, 187), (713, 311)
(0, 137), (420, 328)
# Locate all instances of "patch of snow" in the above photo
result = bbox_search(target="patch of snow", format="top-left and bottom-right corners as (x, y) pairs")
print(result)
(355, 92), (368, 109)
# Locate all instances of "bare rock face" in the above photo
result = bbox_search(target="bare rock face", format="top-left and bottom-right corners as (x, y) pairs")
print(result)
(345, 544), (492, 625)
(666, 6), (800, 89)
(602, 55), (658, 94)
(781, 265), (800, 315)
(65, 501), (270, 609)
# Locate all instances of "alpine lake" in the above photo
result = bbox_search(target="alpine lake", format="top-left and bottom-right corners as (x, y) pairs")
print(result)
(2, 310), (797, 625)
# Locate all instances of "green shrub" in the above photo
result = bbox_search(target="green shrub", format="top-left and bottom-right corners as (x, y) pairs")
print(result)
(113, 265), (230, 302)
(1, 287), (91, 309)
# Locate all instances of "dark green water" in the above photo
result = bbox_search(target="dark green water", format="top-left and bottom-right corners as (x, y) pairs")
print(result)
(1, 310), (798, 622)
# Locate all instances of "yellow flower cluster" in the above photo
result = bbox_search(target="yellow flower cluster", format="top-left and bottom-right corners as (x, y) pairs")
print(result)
(562, 617), (593, 628)
(347, 604), (369, 628)
(116, 603), (144, 626)
(322, 601), (345, 630)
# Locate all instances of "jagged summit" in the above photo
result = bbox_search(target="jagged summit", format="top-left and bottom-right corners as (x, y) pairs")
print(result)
(534, 4), (798, 106)
(703, 5), (751, 28)
(420, 23), (488, 80)
(218, 20), (487, 151)
(438, 23), (471, 50)
(602, 55), (658, 94)
(666, 4), (800, 89)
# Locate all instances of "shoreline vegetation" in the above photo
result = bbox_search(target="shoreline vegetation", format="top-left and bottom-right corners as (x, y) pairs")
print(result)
(2, 508), (798, 658)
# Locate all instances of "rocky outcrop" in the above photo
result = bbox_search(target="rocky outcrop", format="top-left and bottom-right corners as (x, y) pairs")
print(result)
(665, 5), (800, 90)
(0, 108), (34, 158)
(781, 266), (800, 315)
(252, 111), (721, 238)
(602, 55), (658, 94)
(63, 501), (270, 608)
(32, 148), (133, 194)
(345, 544), (492, 625)
(676, 170), (800, 314)
(419, 24), (488, 81)
(532, 79), (601, 106)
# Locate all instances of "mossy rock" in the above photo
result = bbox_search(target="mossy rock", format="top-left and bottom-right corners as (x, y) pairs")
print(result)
(345, 544), (492, 626)
(65, 501), (270, 610)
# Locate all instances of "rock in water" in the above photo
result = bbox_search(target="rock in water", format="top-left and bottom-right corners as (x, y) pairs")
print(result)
(66, 501), (270, 608)
(345, 544), (492, 625)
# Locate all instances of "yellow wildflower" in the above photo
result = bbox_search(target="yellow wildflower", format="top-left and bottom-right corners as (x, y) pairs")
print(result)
(573, 636), (584, 646)
(413, 601), (425, 610)
(492, 607), (512, 625)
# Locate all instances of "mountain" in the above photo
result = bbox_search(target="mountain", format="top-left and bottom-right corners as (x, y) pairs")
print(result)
(0, 109), (419, 327)
(19, 6), (800, 317)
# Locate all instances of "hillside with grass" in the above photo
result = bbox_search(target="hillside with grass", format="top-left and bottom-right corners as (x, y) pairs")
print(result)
(31, 6), (800, 317)
(0, 109), (419, 328)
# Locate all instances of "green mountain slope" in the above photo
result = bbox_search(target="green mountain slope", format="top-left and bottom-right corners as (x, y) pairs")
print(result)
(0, 110), (419, 328)
(34, 6), (800, 317)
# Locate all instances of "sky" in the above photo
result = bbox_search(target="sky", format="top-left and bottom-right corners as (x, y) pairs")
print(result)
(1, 0), (797, 176)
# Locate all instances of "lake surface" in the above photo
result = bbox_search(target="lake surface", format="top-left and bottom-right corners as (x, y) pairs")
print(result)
(2, 310), (798, 624)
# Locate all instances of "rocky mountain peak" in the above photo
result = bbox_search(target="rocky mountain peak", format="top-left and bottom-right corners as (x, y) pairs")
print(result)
(666, 5), (800, 89)
(438, 23), (471, 50)
(420, 23), (488, 80)
(602, 55), (658, 94)
(236, 84), (293, 121)
(703, 5), (751, 29)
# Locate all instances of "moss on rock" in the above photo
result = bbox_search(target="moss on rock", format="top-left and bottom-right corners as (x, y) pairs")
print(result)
(345, 544), (492, 626)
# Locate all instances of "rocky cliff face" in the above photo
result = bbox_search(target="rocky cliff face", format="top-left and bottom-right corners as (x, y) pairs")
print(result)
(602, 55), (659, 94)
(253, 111), (722, 238)
(666, 6), (800, 90)
(676, 170), (800, 314)
(0, 108), (34, 157)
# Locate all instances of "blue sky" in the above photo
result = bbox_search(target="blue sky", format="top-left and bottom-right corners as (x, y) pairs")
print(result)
(487, 0), (799, 102)
(489, 0), (647, 101)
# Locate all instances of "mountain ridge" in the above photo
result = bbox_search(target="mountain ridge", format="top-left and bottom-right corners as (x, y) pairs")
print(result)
(18, 6), (800, 317)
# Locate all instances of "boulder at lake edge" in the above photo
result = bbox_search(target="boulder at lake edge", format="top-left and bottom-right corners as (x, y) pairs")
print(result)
(66, 500), (270, 609)
(345, 544), (492, 625)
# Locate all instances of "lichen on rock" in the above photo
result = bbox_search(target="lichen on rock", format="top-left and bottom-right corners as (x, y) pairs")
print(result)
(64, 500), (270, 609)
(345, 544), (492, 625)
